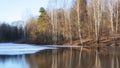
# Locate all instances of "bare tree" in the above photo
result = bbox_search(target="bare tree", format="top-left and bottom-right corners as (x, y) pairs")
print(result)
(76, 0), (83, 45)
(63, 0), (72, 44)
(116, 0), (119, 34)
(49, 0), (58, 44)
(26, 18), (38, 42)
(108, 0), (115, 36)
(92, 0), (104, 44)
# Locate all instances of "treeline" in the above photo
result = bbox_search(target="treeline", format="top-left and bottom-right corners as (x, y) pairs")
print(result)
(25, 0), (87, 44)
(25, 0), (120, 45)
(2, 0), (120, 45)
(0, 23), (24, 42)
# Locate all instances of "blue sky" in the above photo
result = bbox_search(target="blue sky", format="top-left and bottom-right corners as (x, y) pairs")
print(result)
(0, 0), (48, 23)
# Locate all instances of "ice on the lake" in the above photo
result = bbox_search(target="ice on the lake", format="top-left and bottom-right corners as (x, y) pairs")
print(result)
(0, 43), (56, 55)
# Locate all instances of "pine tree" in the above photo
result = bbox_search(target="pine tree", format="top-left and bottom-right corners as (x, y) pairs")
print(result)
(38, 7), (48, 31)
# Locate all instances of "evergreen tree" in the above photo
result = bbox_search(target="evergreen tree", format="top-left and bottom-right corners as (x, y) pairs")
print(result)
(38, 7), (48, 31)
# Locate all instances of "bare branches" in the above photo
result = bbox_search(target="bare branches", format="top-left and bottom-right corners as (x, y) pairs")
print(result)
(116, 0), (119, 34)
(108, 0), (115, 35)
(25, 0), (120, 45)
(76, 0), (81, 42)
(92, 0), (105, 43)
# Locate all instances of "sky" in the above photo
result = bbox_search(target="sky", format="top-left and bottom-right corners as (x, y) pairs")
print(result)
(0, 0), (48, 23)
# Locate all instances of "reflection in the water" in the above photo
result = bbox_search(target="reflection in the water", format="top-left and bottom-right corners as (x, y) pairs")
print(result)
(78, 47), (82, 67)
(69, 48), (73, 68)
(111, 47), (119, 68)
(52, 50), (58, 68)
(0, 47), (120, 68)
(94, 50), (102, 68)
(0, 55), (29, 68)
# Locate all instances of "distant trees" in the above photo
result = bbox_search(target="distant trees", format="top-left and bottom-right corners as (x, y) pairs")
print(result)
(0, 23), (24, 42)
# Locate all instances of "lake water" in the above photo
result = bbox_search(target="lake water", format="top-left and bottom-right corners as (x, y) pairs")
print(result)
(0, 43), (119, 68)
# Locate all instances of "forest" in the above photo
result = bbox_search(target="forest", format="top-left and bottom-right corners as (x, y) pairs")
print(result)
(0, 0), (120, 45)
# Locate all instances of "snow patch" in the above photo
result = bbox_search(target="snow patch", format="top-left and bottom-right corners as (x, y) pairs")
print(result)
(0, 43), (56, 55)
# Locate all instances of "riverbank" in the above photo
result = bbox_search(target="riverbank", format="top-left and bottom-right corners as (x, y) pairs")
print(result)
(15, 34), (120, 48)
(63, 34), (120, 53)
(3, 34), (120, 53)
(65, 34), (120, 46)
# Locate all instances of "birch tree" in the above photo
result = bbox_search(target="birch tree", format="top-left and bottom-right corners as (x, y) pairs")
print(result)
(93, 0), (104, 44)
(64, 0), (72, 44)
(76, 0), (87, 45)
(116, 0), (119, 34)
(49, 0), (58, 44)
(108, 0), (115, 36)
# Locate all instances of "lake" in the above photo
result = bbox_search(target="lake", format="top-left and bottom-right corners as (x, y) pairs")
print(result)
(0, 43), (119, 68)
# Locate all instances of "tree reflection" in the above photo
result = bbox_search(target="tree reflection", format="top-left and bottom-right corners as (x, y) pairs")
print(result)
(25, 47), (120, 68)
(111, 47), (119, 68)
(0, 55), (29, 68)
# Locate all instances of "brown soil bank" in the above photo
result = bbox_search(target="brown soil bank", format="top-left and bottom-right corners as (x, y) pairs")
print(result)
(65, 34), (120, 53)
(65, 34), (120, 46)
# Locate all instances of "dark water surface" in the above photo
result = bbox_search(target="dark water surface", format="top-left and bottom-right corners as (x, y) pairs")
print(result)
(0, 46), (120, 68)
